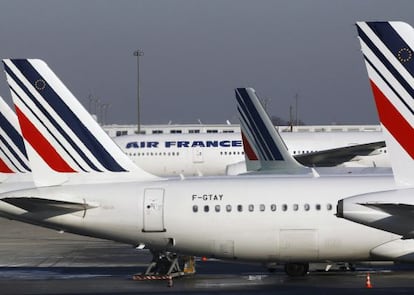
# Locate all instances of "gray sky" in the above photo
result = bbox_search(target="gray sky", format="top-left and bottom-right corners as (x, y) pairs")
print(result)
(0, 0), (413, 125)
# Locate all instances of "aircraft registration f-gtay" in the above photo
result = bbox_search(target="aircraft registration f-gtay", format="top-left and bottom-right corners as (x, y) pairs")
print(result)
(0, 58), (406, 277)
(338, 21), (414, 259)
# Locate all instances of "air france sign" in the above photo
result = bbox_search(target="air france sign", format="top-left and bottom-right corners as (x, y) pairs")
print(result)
(126, 140), (242, 149)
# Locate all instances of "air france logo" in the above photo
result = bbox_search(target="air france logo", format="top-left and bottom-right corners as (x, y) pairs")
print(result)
(34, 79), (46, 90)
(126, 140), (242, 149)
(397, 47), (412, 63)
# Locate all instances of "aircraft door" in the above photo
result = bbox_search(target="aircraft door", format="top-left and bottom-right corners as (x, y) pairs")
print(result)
(192, 147), (204, 163)
(279, 229), (319, 260)
(142, 188), (166, 232)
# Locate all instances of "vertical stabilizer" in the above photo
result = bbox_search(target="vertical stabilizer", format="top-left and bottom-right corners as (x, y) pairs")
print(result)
(3, 59), (160, 186)
(235, 87), (309, 174)
(356, 21), (414, 185)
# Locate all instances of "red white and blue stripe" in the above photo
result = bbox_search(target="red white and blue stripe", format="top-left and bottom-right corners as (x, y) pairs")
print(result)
(0, 97), (30, 173)
(357, 22), (414, 159)
(236, 88), (284, 161)
(2, 59), (131, 173)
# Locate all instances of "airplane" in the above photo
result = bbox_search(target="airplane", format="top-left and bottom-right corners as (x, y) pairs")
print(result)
(0, 58), (405, 278)
(235, 87), (392, 176)
(114, 127), (388, 176)
(337, 21), (414, 258)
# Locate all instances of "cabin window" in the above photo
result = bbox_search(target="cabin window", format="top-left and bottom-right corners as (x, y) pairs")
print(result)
(248, 204), (254, 212)
(282, 204), (288, 211)
(327, 204), (333, 211)
(259, 204), (265, 212)
(116, 130), (128, 136)
(226, 205), (232, 212)
(270, 204), (277, 211)
(316, 204), (321, 211)
(215, 205), (221, 212)
(204, 205), (209, 212)
(293, 204), (299, 211)
(304, 204), (310, 211)
(237, 205), (243, 212)
(192, 205), (198, 213)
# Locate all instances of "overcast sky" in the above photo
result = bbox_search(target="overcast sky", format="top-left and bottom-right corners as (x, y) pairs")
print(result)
(0, 0), (413, 125)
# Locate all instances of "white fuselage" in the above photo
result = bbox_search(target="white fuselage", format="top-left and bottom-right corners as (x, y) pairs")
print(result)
(0, 174), (400, 263)
(114, 131), (388, 176)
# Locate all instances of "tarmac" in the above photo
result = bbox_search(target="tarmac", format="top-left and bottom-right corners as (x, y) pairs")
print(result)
(1, 218), (414, 294)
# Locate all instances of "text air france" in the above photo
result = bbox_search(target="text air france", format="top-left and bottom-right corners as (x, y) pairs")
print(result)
(126, 140), (242, 149)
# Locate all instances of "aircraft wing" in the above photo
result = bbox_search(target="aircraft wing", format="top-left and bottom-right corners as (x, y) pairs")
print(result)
(360, 203), (414, 218)
(2, 197), (96, 213)
(294, 141), (386, 167)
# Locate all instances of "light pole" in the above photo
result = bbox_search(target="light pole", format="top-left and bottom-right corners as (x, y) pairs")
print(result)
(133, 49), (144, 134)
(102, 103), (110, 125)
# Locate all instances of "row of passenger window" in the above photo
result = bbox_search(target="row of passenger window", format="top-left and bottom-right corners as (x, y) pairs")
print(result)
(192, 203), (333, 213)
(219, 151), (244, 155)
(292, 150), (317, 155)
(126, 152), (180, 157)
(126, 150), (244, 157)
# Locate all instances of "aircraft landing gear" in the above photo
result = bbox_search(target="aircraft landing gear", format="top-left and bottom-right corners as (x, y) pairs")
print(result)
(284, 263), (309, 277)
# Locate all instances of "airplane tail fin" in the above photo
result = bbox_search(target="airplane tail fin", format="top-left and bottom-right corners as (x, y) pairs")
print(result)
(356, 21), (414, 185)
(0, 95), (31, 180)
(2, 59), (159, 186)
(235, 87), (309, 174)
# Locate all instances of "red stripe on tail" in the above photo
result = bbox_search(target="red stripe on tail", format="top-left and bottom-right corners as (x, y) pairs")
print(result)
(370, 80), (414, 159)
(0, 158), (14, 173)
(241, 132), (258, 161)
(15, 106), (77, 173)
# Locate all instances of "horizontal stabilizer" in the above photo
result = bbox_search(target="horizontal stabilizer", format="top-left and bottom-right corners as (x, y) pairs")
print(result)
(295, 141), (386, 167)
(2, 197), (96, 213)
(360, 203), (414, 218)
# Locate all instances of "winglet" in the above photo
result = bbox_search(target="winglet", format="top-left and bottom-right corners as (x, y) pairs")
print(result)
(356, 21), (414, 185)
(235, 87), (310, 174)
(3, 59), (160, 186)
